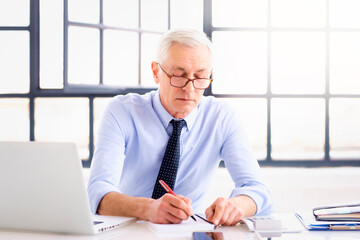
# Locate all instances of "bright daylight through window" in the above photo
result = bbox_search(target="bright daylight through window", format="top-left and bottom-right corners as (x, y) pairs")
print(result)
(0, 0), (359, 166)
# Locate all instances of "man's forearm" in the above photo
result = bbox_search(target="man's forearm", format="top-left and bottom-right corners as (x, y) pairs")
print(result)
(97, 192), (153, 220)
(229, 195), (257, 217)
(97, 191), (195, 224)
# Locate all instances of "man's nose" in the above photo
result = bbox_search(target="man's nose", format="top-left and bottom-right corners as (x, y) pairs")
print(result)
(182, 80), (196, 92)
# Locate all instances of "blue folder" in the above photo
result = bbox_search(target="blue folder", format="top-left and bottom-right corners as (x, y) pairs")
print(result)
(296, 212), (360, 231)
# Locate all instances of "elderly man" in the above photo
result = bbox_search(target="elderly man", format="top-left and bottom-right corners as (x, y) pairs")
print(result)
(88, 28), (273, 226)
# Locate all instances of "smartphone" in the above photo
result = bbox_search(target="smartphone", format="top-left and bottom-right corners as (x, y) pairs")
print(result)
(192, 232), (224, 240)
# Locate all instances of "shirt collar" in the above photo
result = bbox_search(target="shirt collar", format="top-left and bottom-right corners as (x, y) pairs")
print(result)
(152, 90), (198, 131)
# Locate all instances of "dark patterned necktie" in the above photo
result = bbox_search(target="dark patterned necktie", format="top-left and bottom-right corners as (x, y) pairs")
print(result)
(152, 119), (186, 199)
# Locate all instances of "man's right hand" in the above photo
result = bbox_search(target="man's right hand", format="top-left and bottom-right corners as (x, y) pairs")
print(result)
(144, 193), (194, 224)
(97, 192), (194, 224)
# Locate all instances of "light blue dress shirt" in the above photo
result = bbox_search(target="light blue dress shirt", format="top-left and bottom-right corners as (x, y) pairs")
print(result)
(88, 90), (273, 215)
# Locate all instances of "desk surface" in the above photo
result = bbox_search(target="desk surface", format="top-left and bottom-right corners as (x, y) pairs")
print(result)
(1, 219), (360, 240)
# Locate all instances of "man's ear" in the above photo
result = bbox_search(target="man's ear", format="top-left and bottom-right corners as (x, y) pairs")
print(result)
(151, 61), (160, 84)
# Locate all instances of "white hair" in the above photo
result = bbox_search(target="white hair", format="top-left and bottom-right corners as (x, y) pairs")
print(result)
(155, 28), (212, 64)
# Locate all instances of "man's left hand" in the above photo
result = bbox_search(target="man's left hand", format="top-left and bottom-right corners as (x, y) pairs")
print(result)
(205, 195), (256, 226)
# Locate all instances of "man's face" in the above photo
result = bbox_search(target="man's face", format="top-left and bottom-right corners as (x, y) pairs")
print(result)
(152, 42), (212, 119)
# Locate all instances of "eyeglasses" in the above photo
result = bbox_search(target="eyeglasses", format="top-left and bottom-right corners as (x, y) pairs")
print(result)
(157, 63), (213, 90)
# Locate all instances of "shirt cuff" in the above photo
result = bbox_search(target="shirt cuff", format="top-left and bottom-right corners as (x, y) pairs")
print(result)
(88, 181), (121, 214)
(229, 185), (274, 216)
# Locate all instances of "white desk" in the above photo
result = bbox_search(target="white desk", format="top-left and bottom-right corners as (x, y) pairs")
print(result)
(0, 219), (359, 240)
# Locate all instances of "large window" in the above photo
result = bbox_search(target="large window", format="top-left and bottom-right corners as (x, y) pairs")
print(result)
(0, 0), (203, 167)
(1, 0), (359, 167)
(205, 0), (360, 166)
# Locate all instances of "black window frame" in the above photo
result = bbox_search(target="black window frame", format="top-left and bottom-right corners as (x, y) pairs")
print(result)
(203, 0), (360, 167)
(0, 0), (359, 167)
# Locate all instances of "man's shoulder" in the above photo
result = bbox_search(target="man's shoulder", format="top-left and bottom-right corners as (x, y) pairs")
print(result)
(105, 91), (153, 112)
(112, 91), (154, 106)
(104, 91), (156, 118)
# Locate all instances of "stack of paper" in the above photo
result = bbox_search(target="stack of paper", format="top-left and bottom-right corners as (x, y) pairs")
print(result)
(296, 212), (360, 231)
(313, 203), (360, 221)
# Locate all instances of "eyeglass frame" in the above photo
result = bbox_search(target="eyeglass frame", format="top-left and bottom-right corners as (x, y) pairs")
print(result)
(157, 63), (213, 90)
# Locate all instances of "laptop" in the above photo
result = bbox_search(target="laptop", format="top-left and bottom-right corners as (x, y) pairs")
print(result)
(0, 141), (136, 235)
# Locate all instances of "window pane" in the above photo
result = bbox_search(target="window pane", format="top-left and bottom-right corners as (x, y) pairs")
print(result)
(68, 0), (99, 24)
(68, 27), (99, 85)
(271, 98), (325, 160)
(35, 98), (89, 159)
(103, 30), (138, 86)
(0, 31), (29, 93)
(330, 0), (360, 28)
(0, 98), (29, 141)
(141, 0), (168, 31)
(229, 98), (267, 160)
(271, 0), (326, 28)
(0, 0), (29, 26)
(212, 31), (267, 94)
(141, 33), (161, 88)
(103, 0), (138, 28)
(212, 0), (267, 27)
(40, 0), (64, 89)
(330, 99), (360, 160)
(271, 32), (326, 94)
(330, 32), (360, 94)
(170, 0), (203, 30)
(94, 97), (112, 143)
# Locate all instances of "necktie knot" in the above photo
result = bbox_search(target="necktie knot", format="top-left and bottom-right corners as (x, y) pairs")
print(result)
(171, 119), (186, 136)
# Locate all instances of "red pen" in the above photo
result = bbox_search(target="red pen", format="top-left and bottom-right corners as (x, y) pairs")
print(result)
(159, 180), (197, 221)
